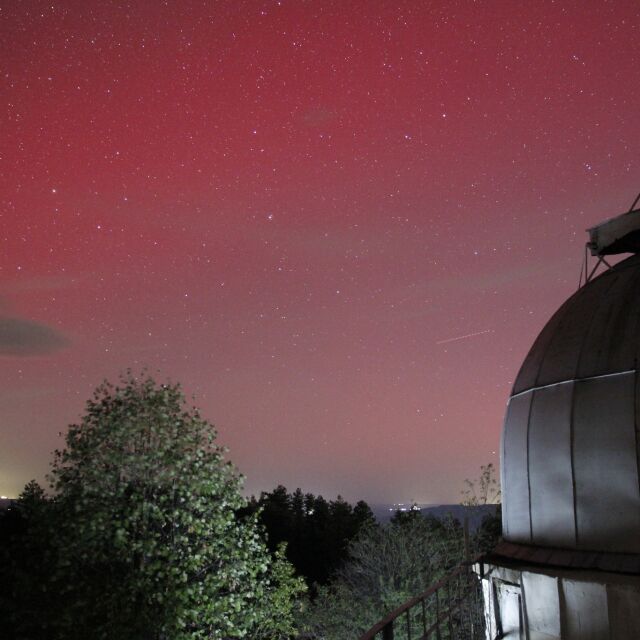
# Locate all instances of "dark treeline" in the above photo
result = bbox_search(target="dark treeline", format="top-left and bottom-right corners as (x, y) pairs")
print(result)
(0, 485), (501, 639)
(244, 486), (375, 588)
(0, 373), (503, 640)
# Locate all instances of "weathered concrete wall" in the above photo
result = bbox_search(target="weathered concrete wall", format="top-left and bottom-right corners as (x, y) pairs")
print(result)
(477, 561), (640, 640)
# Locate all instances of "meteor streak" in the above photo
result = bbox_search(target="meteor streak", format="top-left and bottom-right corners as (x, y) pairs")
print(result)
(436, 329), (493, 345)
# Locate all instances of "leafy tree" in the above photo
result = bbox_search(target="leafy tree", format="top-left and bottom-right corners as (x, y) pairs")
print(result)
(302, 515), (464, 640)
(462, 463), (502, 554)
(461, 462), (501, 506)
(45, 372), (305, 640)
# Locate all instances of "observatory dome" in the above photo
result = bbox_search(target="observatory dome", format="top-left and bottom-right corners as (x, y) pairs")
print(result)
(502, 253), (640, 554)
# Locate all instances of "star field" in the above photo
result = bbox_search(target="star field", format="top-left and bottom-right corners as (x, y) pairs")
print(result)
(2, 0), (640, 503)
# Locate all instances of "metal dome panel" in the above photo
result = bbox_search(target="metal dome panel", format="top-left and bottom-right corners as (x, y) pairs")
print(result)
(503, 254), (640, 554)
(535, 280), (603, 388)
(513, 254), (640, 395)
(573, 374), (640, 550)
(511, 304), (567, 394)
(501, 392), (532, 543)
(528, 382), (575, 547)
(576, 272), (640, 378)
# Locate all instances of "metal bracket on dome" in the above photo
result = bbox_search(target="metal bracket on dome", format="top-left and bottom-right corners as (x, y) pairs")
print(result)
(579, 246), (613, 288)
(578, 190), (640, 288)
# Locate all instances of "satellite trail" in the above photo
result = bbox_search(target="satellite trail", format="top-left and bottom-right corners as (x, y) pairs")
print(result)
(436, 329), (493, 345)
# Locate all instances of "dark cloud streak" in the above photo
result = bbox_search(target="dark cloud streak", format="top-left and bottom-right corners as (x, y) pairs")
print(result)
(0, 317), (70, 357)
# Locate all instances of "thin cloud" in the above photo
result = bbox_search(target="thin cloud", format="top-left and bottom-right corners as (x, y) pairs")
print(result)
(0, 316), (70, 356)
(0, 274), (84, 294)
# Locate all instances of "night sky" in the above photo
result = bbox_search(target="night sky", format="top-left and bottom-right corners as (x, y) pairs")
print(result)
(3, 1), (640, 504)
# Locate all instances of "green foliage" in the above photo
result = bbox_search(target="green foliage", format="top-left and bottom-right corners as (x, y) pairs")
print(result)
(6, 372), (305, 640)
(301, 515), (464, 640)
(462, 463), (502, 555)
(461, 463), (501, 506)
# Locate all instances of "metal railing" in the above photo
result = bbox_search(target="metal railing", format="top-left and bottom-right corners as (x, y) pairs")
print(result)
(358, 559), (484, 640)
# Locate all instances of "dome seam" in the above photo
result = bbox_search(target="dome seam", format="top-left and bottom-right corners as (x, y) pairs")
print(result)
(510, 369), (636, 400)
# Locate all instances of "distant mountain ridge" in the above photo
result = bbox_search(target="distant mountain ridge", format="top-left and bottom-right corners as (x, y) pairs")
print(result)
(372, 503), (499, 530)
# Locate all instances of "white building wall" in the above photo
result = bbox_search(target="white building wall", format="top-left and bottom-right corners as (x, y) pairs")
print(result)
(477, 562), (640, 640)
